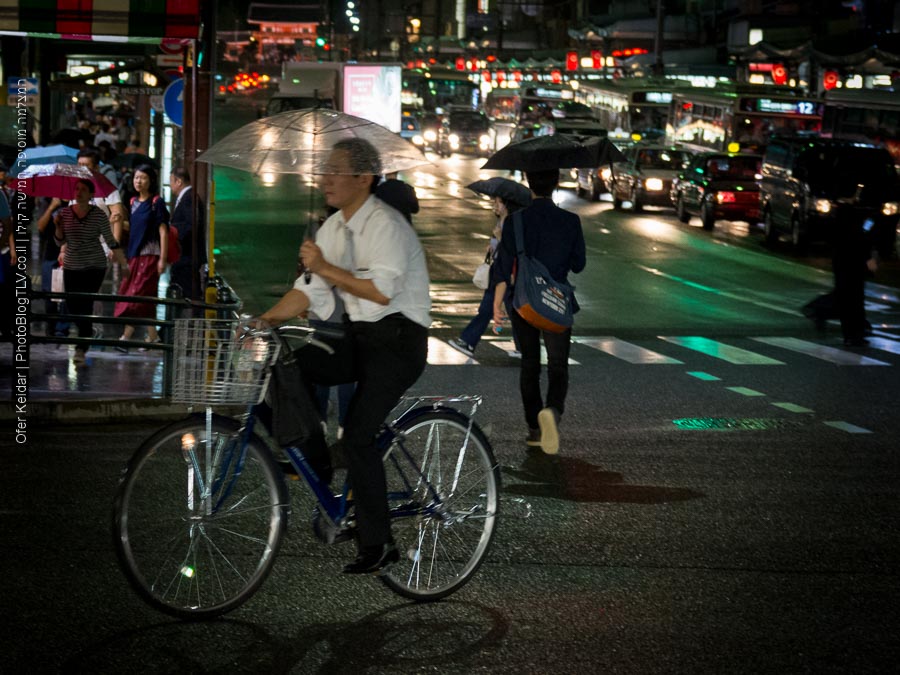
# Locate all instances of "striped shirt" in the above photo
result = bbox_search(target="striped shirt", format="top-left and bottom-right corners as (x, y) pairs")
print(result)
(55, 205), (118, 270)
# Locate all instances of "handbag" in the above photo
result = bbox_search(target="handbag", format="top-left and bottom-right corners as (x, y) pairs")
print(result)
(51, 265), (65, 302)
(511, 212), (575, 334)
(472, 250), (491, 290)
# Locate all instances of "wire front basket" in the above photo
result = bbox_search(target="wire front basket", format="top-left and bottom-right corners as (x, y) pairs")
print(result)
(171, 318), (280, 406)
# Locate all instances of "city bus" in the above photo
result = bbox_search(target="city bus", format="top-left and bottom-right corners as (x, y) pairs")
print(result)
(401, 68), (480, 112)
(821, 88), (900, 166)
(573, 78), (685, 138)
(666, 84), (823, 153)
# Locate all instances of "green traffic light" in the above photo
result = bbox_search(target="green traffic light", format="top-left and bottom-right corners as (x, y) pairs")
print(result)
(315, 37), (326, 47)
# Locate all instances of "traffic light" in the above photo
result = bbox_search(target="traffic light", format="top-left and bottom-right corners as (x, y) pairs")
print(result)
(315, 25), (330, 53)
(822, 70), (839, 90)
(591, 50), (602, 69)
(566, 51), (578, 71)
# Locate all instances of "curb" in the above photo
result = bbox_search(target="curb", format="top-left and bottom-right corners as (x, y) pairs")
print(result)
(1, 398), (245, 424)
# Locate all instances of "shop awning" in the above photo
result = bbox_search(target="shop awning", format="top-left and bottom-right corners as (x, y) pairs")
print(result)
(0, 0), (201, 44)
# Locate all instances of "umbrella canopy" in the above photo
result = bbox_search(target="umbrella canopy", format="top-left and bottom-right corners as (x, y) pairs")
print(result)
(111, 153), (159, 170)
(466, 177), (532, 209)
(15, 163), (117, 200)
(482, 134), (597, 171)
(196, 108), (430, 176)
(583, 136), (628, 166)
(51, 128), (94, 150)
(9, 144), (80, 177)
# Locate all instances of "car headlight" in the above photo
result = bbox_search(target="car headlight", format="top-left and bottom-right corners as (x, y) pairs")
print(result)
(645, 178), (664, 191)
(449, 133), (459, 144)
(479, 134), (491, 148)
(424, 130), (437, 142)
(882, 202), (899, 216)
(814, 199), (832, 214)
(600, 167), (611, 181)
(412, 135), (424, 146)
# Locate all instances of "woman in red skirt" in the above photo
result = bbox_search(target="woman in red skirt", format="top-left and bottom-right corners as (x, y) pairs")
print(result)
(114, 164), (170, 349)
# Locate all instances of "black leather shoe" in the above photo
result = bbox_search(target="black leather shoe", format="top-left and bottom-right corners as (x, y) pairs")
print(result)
(342, 542), (399, 575)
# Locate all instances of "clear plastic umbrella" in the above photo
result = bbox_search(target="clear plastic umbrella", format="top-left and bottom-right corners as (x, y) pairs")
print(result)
(196, 108), (430, 176)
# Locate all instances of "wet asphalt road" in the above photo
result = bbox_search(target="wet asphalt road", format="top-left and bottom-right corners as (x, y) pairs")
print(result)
(4, 357), (899, 673)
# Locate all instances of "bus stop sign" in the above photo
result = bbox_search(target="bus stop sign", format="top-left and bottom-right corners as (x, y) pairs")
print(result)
(163, 78), (184, 127)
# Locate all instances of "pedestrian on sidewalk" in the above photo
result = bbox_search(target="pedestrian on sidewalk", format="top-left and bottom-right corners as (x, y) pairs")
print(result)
(35, 198), (71, 338)
(0, 187), (15, 342)
(492, 169), (586, 455)
(447, 193), (525, 359)
(114, 165), (169, 350)
(53, 178), (129, 363)
(168, 167), (206, 301)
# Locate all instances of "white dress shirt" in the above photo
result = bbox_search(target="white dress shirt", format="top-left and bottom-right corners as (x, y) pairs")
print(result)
(293, 195), (431, 328)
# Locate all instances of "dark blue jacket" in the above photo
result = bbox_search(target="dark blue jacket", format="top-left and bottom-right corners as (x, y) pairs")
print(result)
(495, 197), (586, 293)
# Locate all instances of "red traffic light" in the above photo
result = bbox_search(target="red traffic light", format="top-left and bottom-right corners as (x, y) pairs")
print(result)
(591, 50), (602, 69)
(771, 63), (787, 85)
(455, 57), (465, 71)
(823, 70), (839, 90)
(566, 51), (578, 71)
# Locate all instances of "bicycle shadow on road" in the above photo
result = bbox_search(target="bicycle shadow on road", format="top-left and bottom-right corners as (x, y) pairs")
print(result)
(502, 451), (703, 503)
(60, 601), (509, 674)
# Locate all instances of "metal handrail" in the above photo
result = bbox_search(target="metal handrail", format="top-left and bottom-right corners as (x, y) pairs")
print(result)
(27, 283), (243, 396)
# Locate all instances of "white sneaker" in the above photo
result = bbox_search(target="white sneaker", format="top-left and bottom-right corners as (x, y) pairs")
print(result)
(537, 408), (559, 455)
(447, 338), (475, 358)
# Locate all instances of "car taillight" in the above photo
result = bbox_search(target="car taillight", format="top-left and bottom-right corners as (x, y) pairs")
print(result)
(716, 191), (736, 204)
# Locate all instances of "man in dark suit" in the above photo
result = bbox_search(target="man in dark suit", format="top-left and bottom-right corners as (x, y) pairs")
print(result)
(492, 169), (586, 455)
(168, 167), (205, 300)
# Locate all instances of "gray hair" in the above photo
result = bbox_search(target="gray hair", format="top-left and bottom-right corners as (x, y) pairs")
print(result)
(331, 137), (382, 175)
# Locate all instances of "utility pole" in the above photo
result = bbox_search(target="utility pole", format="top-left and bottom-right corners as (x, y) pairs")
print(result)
(653, 0), (665, 78)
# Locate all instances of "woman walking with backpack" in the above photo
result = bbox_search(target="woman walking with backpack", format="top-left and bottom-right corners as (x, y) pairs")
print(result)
(114, 164), (170, 349)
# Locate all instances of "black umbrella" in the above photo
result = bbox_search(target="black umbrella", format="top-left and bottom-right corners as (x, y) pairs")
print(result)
(482, 134), (597, 171)
(582, 136), (628, 165)
(466, 177), (532, 208)
(111, 153), (160, 170)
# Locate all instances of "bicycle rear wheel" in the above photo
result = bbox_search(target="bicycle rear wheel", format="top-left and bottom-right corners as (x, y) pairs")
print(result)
(380, 409), (500, 601)
(112, 415), (288, 620)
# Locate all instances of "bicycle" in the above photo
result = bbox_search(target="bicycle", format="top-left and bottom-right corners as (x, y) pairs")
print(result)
(112, 317), (501, 620)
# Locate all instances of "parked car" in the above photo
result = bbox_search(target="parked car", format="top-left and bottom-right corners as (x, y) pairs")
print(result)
(671, 152), (762, 230)
(608, 145), (693, 212)
(437, 109), (495, 158)
(759, 136), (900, 253)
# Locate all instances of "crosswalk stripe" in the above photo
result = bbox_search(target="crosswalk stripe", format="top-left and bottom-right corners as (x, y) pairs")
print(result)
(428, 337), (479, 365)
(658, 336), (785, 365)
(824, 421), (873, 434)
(572, 337), (683, 364)
(865, 336), (900, 356)
(751, 337), (891, 366)
(482, 337), (579, 364)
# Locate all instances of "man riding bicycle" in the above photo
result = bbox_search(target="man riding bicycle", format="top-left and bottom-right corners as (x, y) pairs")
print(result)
(259, 138), (431, 574)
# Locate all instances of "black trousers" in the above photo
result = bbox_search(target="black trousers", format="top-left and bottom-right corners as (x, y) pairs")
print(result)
(510, 309), (572, 430)
(295, 314), (428, 548)
(63, 267), (107, 348)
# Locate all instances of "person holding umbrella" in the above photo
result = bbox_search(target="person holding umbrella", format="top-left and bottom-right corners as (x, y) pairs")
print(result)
(258, 137), (431, 575)
(447, 177), (530, 359)
(53, 178), (129, 363)
(490, 164), (586, 455)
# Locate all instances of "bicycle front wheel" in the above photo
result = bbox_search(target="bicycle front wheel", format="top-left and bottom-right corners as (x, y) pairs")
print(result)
(112, 415), (288, 620)
(380, 410), (500, 601)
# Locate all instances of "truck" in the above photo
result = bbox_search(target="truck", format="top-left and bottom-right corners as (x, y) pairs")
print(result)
(262, 62), (402, 133)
